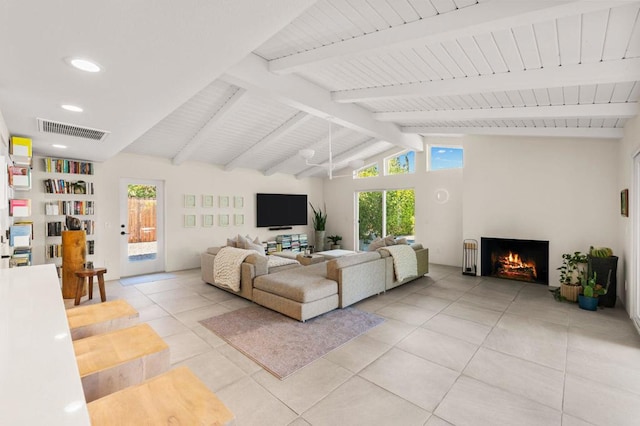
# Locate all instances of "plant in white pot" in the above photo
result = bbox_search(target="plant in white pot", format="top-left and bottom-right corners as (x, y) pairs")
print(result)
(309, 202), (327, 251)
(327, 235), (342, 249)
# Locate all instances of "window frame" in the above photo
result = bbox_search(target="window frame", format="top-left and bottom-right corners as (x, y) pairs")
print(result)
(354, 162), (380, 179)
(428, 145), (464, 172)
(384, 149), (416, 176)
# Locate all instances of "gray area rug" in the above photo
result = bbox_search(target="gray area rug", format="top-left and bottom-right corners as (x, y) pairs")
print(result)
(200, 306), (384, 379)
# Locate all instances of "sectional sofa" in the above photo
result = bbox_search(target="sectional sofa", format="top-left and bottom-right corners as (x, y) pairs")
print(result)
(201, 244), (429, 321)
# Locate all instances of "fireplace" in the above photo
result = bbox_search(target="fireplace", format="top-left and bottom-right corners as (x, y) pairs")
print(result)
(481, 237), (549, 285)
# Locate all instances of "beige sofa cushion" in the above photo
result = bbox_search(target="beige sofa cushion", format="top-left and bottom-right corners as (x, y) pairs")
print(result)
(254, 263), (336, 303)
(326, 252), (381, 281)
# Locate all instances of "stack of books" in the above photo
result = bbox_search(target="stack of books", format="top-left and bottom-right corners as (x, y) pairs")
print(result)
(276, 235), (292, 252)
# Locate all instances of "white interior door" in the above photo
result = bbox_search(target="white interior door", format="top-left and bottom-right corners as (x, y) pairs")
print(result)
(119, 178), (164, 277)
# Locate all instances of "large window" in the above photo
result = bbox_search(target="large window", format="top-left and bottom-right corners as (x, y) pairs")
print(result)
(430, 146), (464, 171)
(357, 189), (415, 251)
(385, 150), (415, 175)
(355, 163), (379, 178)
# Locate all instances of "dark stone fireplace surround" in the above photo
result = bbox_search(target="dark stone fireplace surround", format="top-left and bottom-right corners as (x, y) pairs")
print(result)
(480, 237), (550, 285)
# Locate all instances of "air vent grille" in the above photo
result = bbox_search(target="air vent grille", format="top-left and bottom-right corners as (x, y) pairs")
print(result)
(37, 118), (110, 141)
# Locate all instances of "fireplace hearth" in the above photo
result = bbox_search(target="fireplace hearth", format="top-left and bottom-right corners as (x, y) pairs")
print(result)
(481, 237), (549, 285)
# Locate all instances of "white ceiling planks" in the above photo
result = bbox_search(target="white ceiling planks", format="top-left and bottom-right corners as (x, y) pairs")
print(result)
(121, 0), (640, 168)
(126, 80), (240, 159)
(224, 112), (313, 171)
(6, 0), (639, 174)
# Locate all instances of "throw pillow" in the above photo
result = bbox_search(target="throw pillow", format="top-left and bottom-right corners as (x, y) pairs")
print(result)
(395, 237), (408, 245)
(237, 234), (251, 248)
(384, 235), (396, 246)
(245, 240), (266, 257)
(368, 237), (386, 251)
(226, 236), (238, 247)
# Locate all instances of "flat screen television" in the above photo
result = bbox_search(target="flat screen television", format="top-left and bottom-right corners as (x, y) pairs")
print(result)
(256, 193), (308, 228)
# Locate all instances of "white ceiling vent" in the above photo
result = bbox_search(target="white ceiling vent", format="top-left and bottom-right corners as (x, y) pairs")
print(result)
(37, 118), (110, 141)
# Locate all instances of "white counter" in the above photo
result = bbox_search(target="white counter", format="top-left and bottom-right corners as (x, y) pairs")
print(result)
(0, 264), (90, 425)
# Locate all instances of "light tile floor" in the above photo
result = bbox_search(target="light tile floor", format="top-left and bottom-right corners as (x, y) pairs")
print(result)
(72, 264), (640, 426)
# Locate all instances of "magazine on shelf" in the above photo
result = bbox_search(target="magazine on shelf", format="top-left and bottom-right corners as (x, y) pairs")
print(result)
(8, 166), (30, 188)
(9, 199), (31, 217)
(9, 224), (32, 247)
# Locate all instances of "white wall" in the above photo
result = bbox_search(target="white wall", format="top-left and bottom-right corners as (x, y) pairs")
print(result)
(618, 114), (640, 311)
(462, 135), (620, 287)
(323, 141), (464, 266)
(31, 152), (323, 280)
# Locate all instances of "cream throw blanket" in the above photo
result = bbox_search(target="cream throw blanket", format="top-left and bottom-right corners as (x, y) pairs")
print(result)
(214, 246), (255, 291)
(267, 256), (299, 268)
(379, 244), (417, 282)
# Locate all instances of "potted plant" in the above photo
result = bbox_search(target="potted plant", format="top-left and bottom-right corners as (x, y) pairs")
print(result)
(557, 251), (588, 302)
(578, 271), (607, 311)
(588, 246), (618, 308)
(327, 235), (342, 249)
(309, 202), (327, 251)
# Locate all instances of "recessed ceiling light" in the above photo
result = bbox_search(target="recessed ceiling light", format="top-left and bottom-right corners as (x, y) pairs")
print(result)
(52, 144), (67, 149)
(68, 58), (101, 73)
(61, 104), (83, 112)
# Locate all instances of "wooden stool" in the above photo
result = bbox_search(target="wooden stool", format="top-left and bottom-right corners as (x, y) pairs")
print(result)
(87, 367), (235, 425)
(74, 267), (107, 305)
(67, 299), (139, 340)
(74, 323), (170, 402)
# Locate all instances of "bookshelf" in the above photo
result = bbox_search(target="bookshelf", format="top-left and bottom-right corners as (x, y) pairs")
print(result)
(7, 136), (33, 267)
(42, 157), (96, 269)
(264, 233), (308, 255)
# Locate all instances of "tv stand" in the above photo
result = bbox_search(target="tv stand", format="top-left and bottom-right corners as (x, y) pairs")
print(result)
(268, 226), (292, 230)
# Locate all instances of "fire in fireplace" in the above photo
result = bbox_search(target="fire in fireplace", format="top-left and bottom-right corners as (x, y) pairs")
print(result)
(481, 237), (549, 285)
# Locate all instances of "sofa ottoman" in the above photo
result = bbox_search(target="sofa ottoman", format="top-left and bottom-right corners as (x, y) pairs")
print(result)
(253, 263), (338, 321)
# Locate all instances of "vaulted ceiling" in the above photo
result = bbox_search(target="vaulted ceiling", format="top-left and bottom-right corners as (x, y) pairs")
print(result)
(1, 0), (639, 177)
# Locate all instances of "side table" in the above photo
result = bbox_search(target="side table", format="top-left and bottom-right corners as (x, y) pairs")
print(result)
(74, 267), (108, 306)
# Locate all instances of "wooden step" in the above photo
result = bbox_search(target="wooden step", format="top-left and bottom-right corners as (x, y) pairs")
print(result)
(87, 366), (235, 425)
(66, 299), (139, 340)
(74, 323), (169, 402)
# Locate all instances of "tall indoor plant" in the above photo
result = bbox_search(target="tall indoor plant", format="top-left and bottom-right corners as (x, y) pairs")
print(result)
(310, 202), (327, 251)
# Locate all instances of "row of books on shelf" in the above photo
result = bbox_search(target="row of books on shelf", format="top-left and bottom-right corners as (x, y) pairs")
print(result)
(8, 166), (31, 189)
(43, 179), (94, 194)
(45, 200), (95, 215)
(46, 220), (95, 237)
(45, 244), (62, 259)
(10, 247), (31, 267)
(45, 240), (95, 259)
(9, 199), (31, 217)
(264, 234), (309, 254)
(43, 157), (94, 175)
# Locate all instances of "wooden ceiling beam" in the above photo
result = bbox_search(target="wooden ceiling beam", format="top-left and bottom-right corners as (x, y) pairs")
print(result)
(172, 88), (247, 165)
(376, 103), (639, 122)
(333, 58), (640, 103)
(222, 53), (423, 152)
(224, 112), (312, 171)
(402, 126), (624, 139)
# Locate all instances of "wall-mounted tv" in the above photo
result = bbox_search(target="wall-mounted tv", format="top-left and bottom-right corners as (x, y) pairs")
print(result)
(256, 193), (308, 228)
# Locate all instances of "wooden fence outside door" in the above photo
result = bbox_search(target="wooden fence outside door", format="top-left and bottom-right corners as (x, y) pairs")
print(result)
(128, 198), (157, 243)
